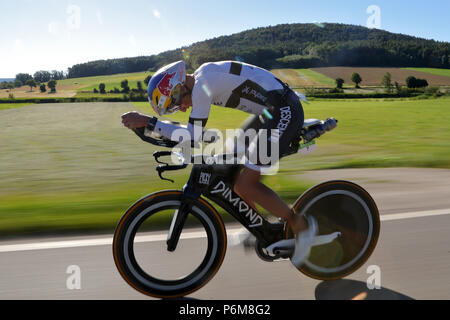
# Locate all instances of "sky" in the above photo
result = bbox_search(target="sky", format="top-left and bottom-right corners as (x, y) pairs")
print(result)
(0, 0), (449, 78)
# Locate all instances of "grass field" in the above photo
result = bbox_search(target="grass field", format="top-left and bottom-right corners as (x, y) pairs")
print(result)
(295, 69), (336, 87)
(4, 67), (449, 100)
(312, 67), (450, 86)
(0, 102), (310, 237)
(0, 71), (151, 99)
(0, 103), (34, 110)
(58, 71), (151, 91)
(298, 97), (450, 169)
(270, 69), (335, 88)
(68, 72), (151, 93)
(0, 87), (77, 98)
(403, 68), (450, 78)
(1, 97), (450, 237)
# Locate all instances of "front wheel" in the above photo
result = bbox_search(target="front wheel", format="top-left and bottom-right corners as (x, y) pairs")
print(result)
(287, 181), (380, 280)
(113, 191), (227, 299)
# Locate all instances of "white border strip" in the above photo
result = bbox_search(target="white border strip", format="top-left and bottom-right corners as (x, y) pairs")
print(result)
(0, 208), (449, 254)
(380, 208), (450, 221)
(0, 228), (241, 254)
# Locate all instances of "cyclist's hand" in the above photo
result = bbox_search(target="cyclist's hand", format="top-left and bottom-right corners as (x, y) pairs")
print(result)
(121, 112), (153, 130)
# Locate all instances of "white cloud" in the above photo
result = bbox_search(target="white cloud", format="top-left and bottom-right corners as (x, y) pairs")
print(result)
(153, 9), (161, 19)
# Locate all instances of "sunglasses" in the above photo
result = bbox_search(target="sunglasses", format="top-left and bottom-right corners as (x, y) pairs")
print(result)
(166, 84), (190, 114)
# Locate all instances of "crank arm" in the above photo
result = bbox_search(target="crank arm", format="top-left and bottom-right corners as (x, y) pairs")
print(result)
(311, 232), (342, 246)
(265, 232), (342, 255)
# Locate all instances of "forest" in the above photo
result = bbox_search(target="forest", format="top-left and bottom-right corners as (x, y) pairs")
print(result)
(67, 23), (450, 78)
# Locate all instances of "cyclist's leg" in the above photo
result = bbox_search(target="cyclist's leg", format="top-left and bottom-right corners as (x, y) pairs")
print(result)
(235, 166), (307, 234)
(234, 94), (307, 234)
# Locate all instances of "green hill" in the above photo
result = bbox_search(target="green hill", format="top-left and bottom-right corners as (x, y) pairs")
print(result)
(67, 23), (450, 78)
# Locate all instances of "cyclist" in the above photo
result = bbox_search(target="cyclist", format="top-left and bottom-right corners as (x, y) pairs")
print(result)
(121, 60), (317, 266)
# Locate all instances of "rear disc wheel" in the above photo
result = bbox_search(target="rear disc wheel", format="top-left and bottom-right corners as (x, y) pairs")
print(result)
(288, 181), (380, 280)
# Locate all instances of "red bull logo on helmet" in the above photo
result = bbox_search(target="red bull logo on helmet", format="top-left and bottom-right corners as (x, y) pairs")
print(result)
(157, 72), (176, 96)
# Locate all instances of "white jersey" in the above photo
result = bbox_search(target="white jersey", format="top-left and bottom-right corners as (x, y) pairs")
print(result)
(151, 61), (286, 142)
(190, 61), (284, 119)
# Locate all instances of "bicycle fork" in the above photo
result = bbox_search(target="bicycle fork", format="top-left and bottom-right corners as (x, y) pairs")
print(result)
(166, 205), (189, 252)
(166, 180), (200, 252)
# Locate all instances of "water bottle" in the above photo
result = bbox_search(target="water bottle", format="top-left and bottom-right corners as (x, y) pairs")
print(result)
(302, 118), (338, 142)
(323, 118), (338, 131)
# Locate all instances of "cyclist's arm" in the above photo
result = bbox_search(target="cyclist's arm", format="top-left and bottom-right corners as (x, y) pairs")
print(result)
(147, 117), (207, 143)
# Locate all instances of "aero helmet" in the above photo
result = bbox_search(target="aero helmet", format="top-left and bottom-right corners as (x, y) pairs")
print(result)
(147, 60), (186, 116)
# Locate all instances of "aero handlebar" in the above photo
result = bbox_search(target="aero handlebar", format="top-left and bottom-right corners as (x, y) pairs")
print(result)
(132, 127), (178, 148)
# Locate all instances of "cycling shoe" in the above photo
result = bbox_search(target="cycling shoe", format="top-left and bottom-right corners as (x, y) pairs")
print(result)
(229, 228), (256, 253)
(291, 215), (318, 267)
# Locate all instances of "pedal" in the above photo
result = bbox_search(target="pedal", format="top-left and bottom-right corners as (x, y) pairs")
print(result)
(228, 229), (256, 254)
(265, 239), (295, 255)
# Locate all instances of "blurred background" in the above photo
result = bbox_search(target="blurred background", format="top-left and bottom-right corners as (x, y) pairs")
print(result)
(0, 0), (449, 300)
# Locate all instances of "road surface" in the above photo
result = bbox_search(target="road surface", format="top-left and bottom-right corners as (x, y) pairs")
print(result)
(1, 168), (449, 300)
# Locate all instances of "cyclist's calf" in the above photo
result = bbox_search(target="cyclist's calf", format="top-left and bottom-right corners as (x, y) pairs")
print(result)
(234, 167), (302, 232)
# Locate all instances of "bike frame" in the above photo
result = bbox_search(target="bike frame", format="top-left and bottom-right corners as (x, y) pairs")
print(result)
(133, 117), (338, 252)
(166, 162), (285, 251)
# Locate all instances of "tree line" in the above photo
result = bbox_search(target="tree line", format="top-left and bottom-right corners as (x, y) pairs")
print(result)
(93, 78), (149, 94)
(92, 76), (151, 95)
(67, 23), (450, 78)
(332, 72), (431, 93)
(0, 70), (65, 91)
(16, 70), (65, 83)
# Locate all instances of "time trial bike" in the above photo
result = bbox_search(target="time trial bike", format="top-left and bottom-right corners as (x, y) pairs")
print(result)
(113, 117), (380, 298)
